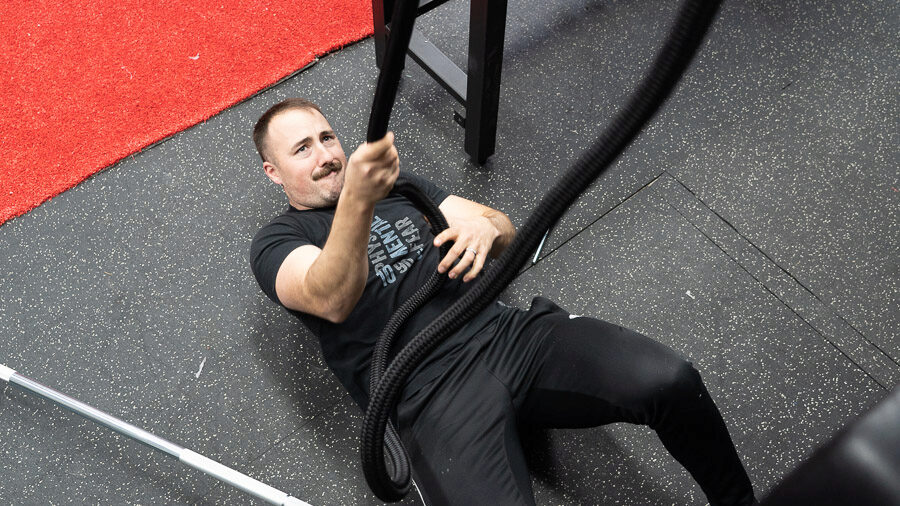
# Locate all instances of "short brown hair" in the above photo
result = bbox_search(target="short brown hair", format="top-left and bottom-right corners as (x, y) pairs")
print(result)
(253, 98), (325, 162)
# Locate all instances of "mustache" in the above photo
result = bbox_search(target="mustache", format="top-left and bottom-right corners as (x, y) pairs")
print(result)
(312, 160), (342, 181)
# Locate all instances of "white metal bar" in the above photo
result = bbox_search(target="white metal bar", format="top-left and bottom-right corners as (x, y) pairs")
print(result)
(1, 364), (312, 506)
(9, 371), (183, 456)
(179, 449), (309, 506)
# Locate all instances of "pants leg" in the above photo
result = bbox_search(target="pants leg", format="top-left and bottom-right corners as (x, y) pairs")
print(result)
(398, 345), (536, 506)
(518, 313), (755, 506)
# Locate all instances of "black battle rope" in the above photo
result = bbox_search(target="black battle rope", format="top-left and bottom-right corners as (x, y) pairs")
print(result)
(362, 0), (431, 496)
(362, 0), (724, 500)
(365, 176), (451, 494)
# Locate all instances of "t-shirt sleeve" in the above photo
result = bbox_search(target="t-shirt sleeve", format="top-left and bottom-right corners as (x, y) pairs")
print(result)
(401, 171), (451, 206)
(249, 219), (314, 306)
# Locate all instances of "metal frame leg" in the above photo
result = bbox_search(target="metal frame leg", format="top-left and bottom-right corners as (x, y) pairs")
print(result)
(465, 0), (508, 164)
(372, 0), (508, 164)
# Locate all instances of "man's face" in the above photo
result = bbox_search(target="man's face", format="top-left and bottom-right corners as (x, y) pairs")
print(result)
(262, 108), (348, 210)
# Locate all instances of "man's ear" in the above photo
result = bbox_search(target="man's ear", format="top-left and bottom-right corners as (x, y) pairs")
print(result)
(263, 161), (283, 186)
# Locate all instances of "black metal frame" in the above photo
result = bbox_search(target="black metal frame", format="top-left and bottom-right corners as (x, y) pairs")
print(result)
(373, 0), (508, 164)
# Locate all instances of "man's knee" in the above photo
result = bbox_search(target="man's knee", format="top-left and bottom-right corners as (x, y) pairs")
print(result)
(648, 358), (706, 408)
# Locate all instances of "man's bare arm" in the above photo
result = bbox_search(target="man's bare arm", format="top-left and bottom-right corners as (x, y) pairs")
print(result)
(274, 134), (399, 323)
(274, 196), (375, 322)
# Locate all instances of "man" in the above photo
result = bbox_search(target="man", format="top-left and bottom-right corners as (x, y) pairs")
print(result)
(250, 98), (756, 505)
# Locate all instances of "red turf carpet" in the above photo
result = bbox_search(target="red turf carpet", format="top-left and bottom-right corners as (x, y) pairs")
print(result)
(0, 0), (373, 226)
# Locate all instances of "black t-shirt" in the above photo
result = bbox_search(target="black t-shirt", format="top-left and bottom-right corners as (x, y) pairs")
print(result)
(250, 172), (504, 408)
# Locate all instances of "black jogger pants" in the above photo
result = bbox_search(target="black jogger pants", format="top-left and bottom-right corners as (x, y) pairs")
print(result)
(396, 297), (755, 506)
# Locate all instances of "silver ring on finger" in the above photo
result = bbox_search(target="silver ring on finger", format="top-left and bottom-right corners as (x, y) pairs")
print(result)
(465, 247), (478, 256)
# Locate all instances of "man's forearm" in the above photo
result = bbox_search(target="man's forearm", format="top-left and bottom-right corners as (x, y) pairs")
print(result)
(304, 195), (374, 321)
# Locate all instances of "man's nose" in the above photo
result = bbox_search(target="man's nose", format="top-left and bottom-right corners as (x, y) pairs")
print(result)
(316, 144), (335, 166)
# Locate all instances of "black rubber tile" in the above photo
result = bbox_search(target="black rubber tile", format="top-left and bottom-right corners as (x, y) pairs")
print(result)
(0, 382), (216, 503)
(657, 174), (899, 390)
(501, 179), (887, 504)
(665, 5), (899, 360)
(0, 323), (341, 503)
(409, 0), (841, 258)
(203, 397), (425, 506)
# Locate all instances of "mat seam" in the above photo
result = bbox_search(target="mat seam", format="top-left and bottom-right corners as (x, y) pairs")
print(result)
(662, 171), (892, 390)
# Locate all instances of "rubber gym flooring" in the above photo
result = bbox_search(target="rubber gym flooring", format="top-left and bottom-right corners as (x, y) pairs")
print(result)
(1, 0), (897, 504)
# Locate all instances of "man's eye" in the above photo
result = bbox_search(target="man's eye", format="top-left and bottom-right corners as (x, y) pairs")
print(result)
(323, 135), (334, 142)
(297, 146), (307, 153)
